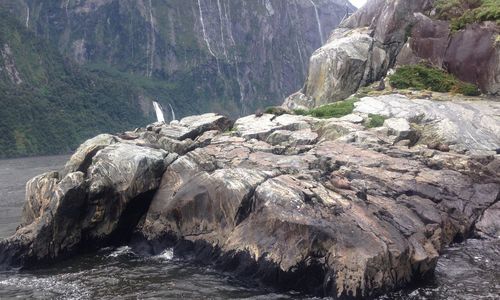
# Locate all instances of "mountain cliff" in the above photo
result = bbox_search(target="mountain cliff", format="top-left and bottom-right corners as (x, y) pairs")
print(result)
(0, 10), (151, 157)
(0, 0), (355, 158)
(1, 0), (354, 115)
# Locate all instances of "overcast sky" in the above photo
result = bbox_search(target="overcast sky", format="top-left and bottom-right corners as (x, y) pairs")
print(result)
(350, 0), (367, 8)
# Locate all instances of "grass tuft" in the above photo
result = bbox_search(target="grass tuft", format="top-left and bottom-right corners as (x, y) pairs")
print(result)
(366, 114), (387, 128)
(435, 0), (500, 31)
(389, 64), (480, 96)
(293, 98), (358, 119)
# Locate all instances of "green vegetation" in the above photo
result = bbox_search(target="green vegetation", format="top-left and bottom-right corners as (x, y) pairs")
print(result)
(389, 64), (481, 96)
(435, 0), (500, 30)
(0, 10), (154, 158)
(264, 106), (287, 116)
(366, 114), (387, 128)
(293, 98), (358, 119)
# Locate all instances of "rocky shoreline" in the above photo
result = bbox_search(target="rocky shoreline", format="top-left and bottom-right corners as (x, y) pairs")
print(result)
(1, 94), (498, 298)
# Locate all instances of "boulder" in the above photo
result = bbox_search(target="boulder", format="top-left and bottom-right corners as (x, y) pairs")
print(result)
(0, 142), (169, 267)
(383, 118), (416, 143)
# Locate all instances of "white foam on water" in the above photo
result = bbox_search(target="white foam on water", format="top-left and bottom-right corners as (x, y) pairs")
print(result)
(155, 248), (174, 261)
(107, 245), (134, 258)
(0, 275), (91, 300)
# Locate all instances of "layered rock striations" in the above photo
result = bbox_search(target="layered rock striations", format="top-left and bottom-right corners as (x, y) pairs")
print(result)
(1, 101), (498, 298)
(284, 0), (500, 109)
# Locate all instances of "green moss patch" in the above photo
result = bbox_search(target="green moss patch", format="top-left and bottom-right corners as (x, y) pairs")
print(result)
(389, 64), (481, 96)
(366, 114), (387, 128)
(435, 0), (500, 31)
(293, 98), (358, 119)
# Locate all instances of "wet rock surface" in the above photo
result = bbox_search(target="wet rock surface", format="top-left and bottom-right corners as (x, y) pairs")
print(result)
(1, 109), (499, 299)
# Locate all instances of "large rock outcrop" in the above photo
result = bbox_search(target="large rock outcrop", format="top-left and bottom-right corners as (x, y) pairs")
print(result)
(284, 0), (500, 109)
(284, 0), (434, 108)
(1, 103), (498, 298)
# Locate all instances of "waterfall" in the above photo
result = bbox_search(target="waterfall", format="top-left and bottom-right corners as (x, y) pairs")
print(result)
(309, 0), (324, 45)
(25, 6), (29, 28)
(197, 0), (216, 58)
(147, 0), (156, 77)
(295, 38), (305, 74)
(168, 103), (176, 121)
(216, 0), (228, 59)
(153, 101), (165, 123)
(224, 1), (236, 47)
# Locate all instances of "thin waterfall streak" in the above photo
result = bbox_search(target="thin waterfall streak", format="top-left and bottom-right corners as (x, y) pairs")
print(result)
(25, 6), (29, 28)
(309, 0), (324, 45)
(168, 103), (176, 121)
(153, 101), (165, 123)
(224, 0), (236, 47)
(148, 0), (156, 77)
(295, 38), (305, 75)
(197, 0), (216, 58)
(217, 0), (228, 59)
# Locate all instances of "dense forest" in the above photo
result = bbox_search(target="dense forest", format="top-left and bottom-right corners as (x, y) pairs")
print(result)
(0, 10), (155, 158)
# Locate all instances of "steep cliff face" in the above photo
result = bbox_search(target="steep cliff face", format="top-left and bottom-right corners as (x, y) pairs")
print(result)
(284, 0), (499, 109)
(0, 10), (151, 158)
(0, 0), (354, 116)
(0, 0), (355, 158)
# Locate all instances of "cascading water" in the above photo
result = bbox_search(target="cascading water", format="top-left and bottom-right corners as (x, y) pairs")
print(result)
(216, 0), (228, 59)
(152, 101), (165, 123)
(168, 103), (176, 121)
(309, 0), (324, 45)
(197, 0), (216, 58)
(25, 6), (29, 28)
(147, 0), (156, 78)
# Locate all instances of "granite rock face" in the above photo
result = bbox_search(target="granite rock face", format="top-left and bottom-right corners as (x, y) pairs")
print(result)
(284, 0), (434, 108)
(284, 0), (500, 109)
(1, 107), (498, 298)
(397, 14), (500, 95)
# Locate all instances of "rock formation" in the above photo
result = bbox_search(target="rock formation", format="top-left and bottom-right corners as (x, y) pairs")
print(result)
(397, 14), (500, 95)
(284, 0), (500, 109)
(1, 101), (498, 298)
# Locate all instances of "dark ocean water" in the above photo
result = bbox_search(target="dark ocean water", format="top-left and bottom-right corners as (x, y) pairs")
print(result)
(0, 155), (498, 299)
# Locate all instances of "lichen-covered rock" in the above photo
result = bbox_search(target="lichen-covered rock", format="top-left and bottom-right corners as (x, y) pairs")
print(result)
(284, 0), (435, 108)
(0, 143), (168, 267)
(1, 105), (499, 298)
(353, 94), (500, 154)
